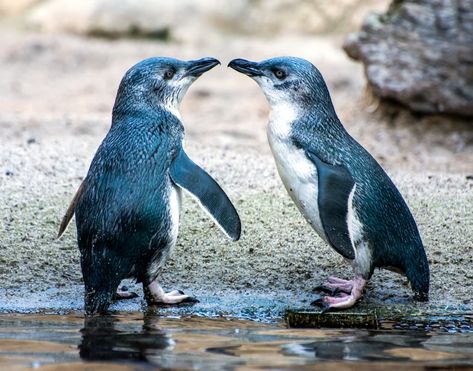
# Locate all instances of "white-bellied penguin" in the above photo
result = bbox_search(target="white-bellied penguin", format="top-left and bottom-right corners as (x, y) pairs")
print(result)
(58, 57), (241, 315)
(228, 56), (429, 310)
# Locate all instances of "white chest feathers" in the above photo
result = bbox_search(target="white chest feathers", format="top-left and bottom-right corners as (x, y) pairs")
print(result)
(267, 105), (327, 242)
(168, 184), (182, 247)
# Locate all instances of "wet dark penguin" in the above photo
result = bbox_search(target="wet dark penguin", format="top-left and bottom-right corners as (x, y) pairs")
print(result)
(58, 57), (241, 315)
(229, 57), (429, 310)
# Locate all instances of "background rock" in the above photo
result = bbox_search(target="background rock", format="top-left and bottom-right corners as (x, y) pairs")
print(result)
(27, 0), (199, 39)
(344, 0), (473, 117)
(205, 0), (389, 35)
(0, 0), (40, 16)
(22, 0), (388, 39)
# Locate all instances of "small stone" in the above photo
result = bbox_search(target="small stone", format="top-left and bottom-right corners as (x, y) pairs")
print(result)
(27, 138), (36, 144)
(4, 170), (13, 176)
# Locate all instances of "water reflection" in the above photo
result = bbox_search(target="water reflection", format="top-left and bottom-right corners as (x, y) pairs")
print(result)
(0, 313), (472, 369)
(280, 330), (473, 365)
(79, 313), (173, 364)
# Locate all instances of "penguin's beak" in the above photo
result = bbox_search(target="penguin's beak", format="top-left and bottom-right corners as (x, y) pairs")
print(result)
(184, 57), (220, 78)
(228, 58), (263, 77)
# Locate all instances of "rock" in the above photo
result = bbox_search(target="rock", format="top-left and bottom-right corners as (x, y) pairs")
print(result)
(344, 0), (473, 117)
(206, 0), (389, 35)
(0, 0), (40, 16)
(27, 0), (201, 40)
(25, 0), (389, 39)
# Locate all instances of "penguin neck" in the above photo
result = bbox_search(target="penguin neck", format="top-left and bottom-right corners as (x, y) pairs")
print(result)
(160, 101), (182, 121)
(267, 101), (302, 139)
(112, 99), (182, 123)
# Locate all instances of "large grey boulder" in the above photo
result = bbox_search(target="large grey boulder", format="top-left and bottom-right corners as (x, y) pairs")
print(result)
(344, 0), (473, 117)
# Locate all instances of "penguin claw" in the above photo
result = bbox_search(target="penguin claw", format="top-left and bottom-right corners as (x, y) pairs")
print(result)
(310, 297), (331, 313)
(182, 296), (199, 304)
(313, 285), (341, 296)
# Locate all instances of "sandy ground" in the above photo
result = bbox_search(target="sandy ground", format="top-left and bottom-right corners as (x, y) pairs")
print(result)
(0, 28), (472, 314)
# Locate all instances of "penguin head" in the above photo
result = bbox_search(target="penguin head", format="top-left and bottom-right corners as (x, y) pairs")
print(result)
(228, 57), (334, 114)
(114, 57), (220, 113)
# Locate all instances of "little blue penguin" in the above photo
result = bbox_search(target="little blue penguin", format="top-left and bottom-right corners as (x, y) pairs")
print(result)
(58, 57), (241, 315)
(229, 57), (429, 310)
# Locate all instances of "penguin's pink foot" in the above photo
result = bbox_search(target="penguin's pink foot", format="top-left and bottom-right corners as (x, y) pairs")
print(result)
(312, 277), (366, 312)
(144, 281), (199, 306)
(113, 286), (138, 300)
(313, 277), (354, 295)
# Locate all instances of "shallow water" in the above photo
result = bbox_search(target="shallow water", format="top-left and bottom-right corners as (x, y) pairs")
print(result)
(0, 312), (472, 370)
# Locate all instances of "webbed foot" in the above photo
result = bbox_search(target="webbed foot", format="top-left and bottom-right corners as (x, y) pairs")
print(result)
(311, 277), (366, 312)
(144, 281), (199, 306)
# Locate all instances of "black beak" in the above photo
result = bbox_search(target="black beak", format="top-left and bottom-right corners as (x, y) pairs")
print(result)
(185, 57), (220, 77)
(228, 58), (263, 77)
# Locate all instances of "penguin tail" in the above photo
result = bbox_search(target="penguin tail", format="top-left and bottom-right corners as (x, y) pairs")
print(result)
(405, 248), (430, 302)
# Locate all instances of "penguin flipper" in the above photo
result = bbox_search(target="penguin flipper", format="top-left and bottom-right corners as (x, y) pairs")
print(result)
(57, 179), (87, 239)
(170, 148), (241, 241)
(306, 150), (356, 260)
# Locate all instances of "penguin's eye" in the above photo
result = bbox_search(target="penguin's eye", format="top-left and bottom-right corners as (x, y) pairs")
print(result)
(273, 69), (286, 80)
(164, 69), (175, 80)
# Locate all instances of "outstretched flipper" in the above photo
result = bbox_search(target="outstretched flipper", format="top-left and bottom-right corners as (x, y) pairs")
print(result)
(57, 179), (87, 238)
(170, 148), (241, 241)
(305, 150), (355, 260)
